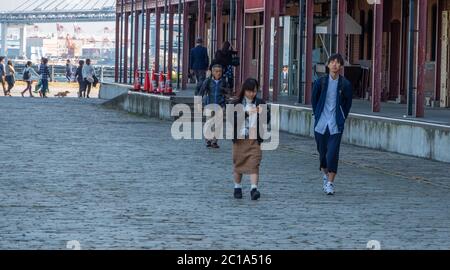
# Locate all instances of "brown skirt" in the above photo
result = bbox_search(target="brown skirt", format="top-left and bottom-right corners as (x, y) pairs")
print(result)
(232, 139), (262, 174)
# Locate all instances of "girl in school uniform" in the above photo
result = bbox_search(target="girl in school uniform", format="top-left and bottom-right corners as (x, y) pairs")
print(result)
(230, 78), (270, 200)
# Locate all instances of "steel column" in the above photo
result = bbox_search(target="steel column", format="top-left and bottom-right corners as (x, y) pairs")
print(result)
(273, 0), (280, 102)
(331, 0), (337, 53)
(234, 0), (243, 91)
(211, 0), (216, 55)
(216, 0), (223, 49)
(124, 13), (129, 84)
(134, 9), (140, 81)
(164, 0), (168, 74)
(129, 0), (135, 84)
(416, 0), (428, 117)
(198, 0), (205, 41)
(177, 0), (182, 89)
(298, 0), (306, 104)
(407, 0), (415, 115)
(338, 0), (346, 59)
(168, 4), (174, 80)
(305, 0), (314, 105)
(262, 0), (272, 101)
(119, 0), (124, 83)
(115, 13), (120, 82)
(145, 8), (151, 72)
(182, 1), (190, 89)
(155, 5), (161, 72)
(372, 0), (383, 112)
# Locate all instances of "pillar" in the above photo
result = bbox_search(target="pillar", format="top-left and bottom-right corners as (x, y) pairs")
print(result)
(305, 0), (314, 105)
(168, 4), (174, 79)
(234, 0), (243, 91)
(262, 0), (272, 101)
(134, 9), (140, 81)
(0, 23), (7, 56)
(338, 0), (346, 59)
(198, 0), (205, 41)
(216, 0), (223, 49)
(372, 0), (383, 112)
(19, 26), (27, 58)
(182, 1), (190, 89)
(124, 13), (129, 84)
(272, 0), (281, 102)
(115, 14), (120, 82)
(416, 0), (428, 117)
(155, 6), (161, 72)
(145, 9), (151, 72)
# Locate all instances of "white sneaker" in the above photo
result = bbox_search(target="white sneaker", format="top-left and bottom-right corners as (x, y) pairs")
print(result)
(325, 182), (335, 195)
(322, 175), (328, 192)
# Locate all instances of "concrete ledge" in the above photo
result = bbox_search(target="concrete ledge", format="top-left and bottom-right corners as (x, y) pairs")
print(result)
(277, 104), (450, 163)
(99, 82), (132, 100)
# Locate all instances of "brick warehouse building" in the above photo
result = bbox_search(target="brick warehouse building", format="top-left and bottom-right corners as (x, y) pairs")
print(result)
(114, 0), (450, 117)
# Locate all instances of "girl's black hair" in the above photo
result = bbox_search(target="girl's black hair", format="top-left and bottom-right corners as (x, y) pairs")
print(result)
(237, 78), (259, 102)
(26, 61), (32, 66)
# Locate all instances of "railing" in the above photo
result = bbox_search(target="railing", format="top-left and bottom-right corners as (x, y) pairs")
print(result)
(12, 64), (116, 83)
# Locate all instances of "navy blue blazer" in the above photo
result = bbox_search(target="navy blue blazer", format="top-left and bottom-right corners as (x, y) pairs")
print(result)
(190, 45), (209, 70)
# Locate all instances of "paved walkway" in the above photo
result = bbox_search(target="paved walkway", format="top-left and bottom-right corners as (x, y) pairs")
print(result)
(0, 96), (449, 250)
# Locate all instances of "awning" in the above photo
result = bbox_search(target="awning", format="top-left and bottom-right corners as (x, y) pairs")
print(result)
(316, 13), (362, 35)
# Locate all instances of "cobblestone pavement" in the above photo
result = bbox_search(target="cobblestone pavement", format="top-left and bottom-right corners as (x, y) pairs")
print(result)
(0, 96), (449, 250)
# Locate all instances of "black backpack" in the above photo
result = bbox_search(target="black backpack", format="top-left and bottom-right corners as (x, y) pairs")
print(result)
(23, 69), (30, 80)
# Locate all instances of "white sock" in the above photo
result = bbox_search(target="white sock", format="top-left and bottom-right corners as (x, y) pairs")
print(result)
(251, 184), (258, 190)
(234, 183), (242, 189)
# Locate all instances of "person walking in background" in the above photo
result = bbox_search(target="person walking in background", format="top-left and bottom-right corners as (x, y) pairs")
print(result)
(230, 78), (270, 200)
(82, 59), (95, 98)
(198, 64), (227, 149)
(66, 59), (73, 82)
(75, 60), (85, 98)
(190, 37), (209, 95)
(38, 58), (51, 98)
(0, 57), (7, 96)
(213, 41), (238, 90)
(282, 65), (289, 94)
(4, 60), (16, 96)
(21, 61), (39, 97)
(312, 54), (353, 195)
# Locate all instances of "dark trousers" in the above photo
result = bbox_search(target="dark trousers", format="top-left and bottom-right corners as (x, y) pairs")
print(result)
(314, 127), (343, 174)
(194, 69), (206, 95)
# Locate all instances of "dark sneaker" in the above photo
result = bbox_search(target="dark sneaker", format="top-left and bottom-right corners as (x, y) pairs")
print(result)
(234, 188), (243, 199)
(211, 143), (220, 148)
(250, 188), (260, 200)
(206, 141), (212, 148)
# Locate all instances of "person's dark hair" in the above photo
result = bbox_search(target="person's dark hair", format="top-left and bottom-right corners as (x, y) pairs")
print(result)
(327, 53), (344, 66)
(79, 60), (85, 66)
(211, 64), (223, 70)
(0, 56), (4, 62)
(43, 58), (48, 64)
(26, 61), (32, 66)
(86, 58), (91, 64)
(222, 41), (231, 52)
(7, 60), (12, 66)
(237, 78), (259, 102)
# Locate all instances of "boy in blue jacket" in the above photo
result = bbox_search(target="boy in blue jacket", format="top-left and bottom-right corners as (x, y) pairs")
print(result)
(311, 54), (353, 195)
